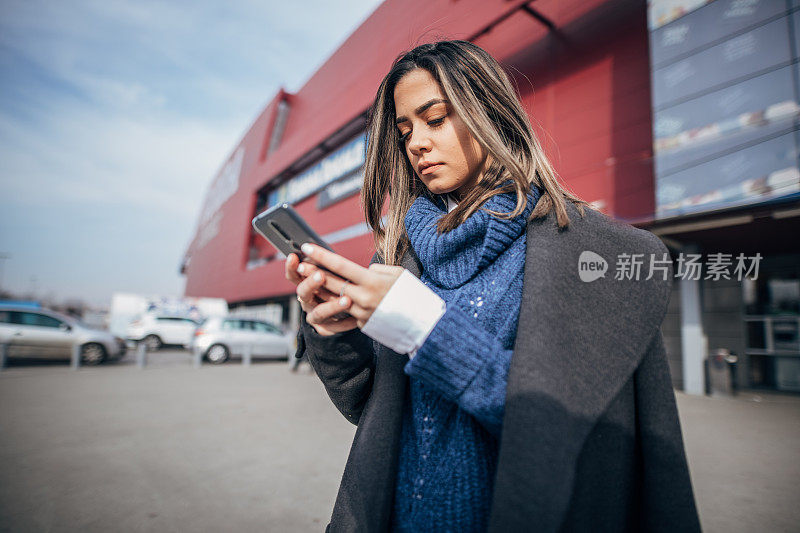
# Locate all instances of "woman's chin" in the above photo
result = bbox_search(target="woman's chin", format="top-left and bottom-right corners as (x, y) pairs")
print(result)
(421, 179), (456, 196)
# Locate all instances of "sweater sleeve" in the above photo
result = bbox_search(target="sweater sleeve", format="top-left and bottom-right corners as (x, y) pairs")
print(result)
(403, 305), (511, 437)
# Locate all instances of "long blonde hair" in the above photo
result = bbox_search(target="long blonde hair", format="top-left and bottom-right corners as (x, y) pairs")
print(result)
(362, 40), (593, 265)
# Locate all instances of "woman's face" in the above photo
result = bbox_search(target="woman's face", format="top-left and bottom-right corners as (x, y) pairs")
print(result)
(393, 68), (490, 199)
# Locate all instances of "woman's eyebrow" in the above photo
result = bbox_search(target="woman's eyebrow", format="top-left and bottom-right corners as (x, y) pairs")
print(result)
(395, 98), (448, 125)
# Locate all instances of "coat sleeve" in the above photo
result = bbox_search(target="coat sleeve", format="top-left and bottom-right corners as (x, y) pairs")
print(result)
(633, 329), (702, 532)
(294, 252), (382, 426)
(298, 313), (376, 425)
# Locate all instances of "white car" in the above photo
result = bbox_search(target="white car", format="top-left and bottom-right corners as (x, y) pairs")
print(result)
(126, 314), (201, 351)
(191, 317), (294, 364)
(0, 306), (126, 365)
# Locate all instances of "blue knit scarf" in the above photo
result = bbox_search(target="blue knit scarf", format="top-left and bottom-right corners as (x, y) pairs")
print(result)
(390, 185), (541, 532)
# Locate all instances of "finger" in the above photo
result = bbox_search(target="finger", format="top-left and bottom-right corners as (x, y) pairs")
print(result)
(298, 297), (315, 314)
(300, 260), (367, 305)
(307, 297), (353, 325)
(320, 273), (370, 308)
(296, 272), (327, 304)
(300, 244), (370, 285)
(310, 316), (359, 335)
(297, 265), (341, 301)
(295, 259), (318, 278)
(344, 301), (371, 322)
(297, 260), (326, 280)
(298, 292), (332, 313)
(286, 253), (302, 285)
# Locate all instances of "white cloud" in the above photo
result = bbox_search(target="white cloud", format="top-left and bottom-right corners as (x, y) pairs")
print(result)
(0, 0), (384, 307)
(0, 108), (234, 216)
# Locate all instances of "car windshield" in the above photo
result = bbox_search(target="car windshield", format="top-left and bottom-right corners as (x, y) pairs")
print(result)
(39, 311), (84, 329)
(252, 321), (282, 334)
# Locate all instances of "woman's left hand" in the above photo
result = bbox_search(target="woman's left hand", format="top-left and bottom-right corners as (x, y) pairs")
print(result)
(297, 244), (404, 329)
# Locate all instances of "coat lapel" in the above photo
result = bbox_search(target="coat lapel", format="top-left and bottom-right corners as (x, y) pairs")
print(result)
(399, 245), (423, 278)
(488, 202), (673, 532)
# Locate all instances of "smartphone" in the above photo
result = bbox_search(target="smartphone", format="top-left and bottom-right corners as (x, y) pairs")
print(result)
(252, 204), (350, 319)
(252, 203), (333, 260)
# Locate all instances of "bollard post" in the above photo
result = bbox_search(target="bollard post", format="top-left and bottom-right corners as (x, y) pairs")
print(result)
(243, 344), (252, 367)
(71, 344), (81, 370)
(193, 345), (202, 368)
(0, 342), (8, 371)
(136, 341), (147, 369)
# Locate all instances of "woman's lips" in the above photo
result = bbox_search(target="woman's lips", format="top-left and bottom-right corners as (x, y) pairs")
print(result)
(420, 163), (444, 175)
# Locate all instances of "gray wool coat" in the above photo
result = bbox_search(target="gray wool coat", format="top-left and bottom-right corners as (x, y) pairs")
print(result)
(296, 201), (702, 533)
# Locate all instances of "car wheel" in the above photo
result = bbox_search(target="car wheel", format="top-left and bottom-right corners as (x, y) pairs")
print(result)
(81, 343), (106, 365)
(205, 344), (229, 364)
(143, 335), (162, 351)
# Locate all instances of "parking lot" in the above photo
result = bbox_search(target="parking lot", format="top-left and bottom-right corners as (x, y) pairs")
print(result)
(1, 350), (799, 532)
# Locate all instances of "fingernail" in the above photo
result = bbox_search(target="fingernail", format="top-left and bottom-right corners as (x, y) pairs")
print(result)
(339, 297), (348, 306)
(313, 272), (322, 282)
(301, 243), (314, 255)
(297, 264), (305, 274)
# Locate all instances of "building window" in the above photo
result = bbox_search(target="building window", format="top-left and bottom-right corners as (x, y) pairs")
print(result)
(268, 99), (290, 156)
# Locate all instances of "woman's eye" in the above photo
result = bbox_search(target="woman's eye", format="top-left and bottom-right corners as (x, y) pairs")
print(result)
(398, 117), (445, 144)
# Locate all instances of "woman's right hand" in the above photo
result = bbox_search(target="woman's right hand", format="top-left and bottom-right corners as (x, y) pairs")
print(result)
(285, 253), (358, 336)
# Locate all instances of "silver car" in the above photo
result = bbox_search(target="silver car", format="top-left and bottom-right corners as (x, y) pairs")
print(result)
(191, 317), (293, 364)
(0, 306), (126, 365)
(126, 314), (201, 351)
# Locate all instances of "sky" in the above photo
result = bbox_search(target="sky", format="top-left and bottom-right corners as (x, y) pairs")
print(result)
(0, 0), (384, 307)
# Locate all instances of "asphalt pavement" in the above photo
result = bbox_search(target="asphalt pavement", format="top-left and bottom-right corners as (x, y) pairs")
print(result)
(0, 349), (798, 532)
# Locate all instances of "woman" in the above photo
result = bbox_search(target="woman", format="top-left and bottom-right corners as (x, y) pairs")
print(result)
(286, 40), (700, 532)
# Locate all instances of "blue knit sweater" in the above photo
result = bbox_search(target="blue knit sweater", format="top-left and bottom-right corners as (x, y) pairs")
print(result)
(390, 185), (541, 532)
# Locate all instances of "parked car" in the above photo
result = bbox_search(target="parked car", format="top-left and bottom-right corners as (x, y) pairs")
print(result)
(126, 314), (201, 351)
(0, 306), (126, 365)
(190, 317), (293, 364)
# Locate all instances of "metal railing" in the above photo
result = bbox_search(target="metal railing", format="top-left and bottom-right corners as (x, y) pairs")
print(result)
(0, 342), (82, 371)
(1, 341), (279, 370)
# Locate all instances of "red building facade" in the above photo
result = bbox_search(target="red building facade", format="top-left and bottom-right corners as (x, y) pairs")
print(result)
(185, 0), (800, 394)
(182, 0), (655, 305)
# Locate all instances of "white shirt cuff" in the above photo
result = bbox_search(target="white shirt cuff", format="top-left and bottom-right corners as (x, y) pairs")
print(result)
(360, 269), (446, 356)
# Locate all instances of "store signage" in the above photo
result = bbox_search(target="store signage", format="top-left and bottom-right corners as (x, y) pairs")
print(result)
(647, 0), (800, 219)
(649, 0), (784, 64)
(318, 167), (363, 209)
(268, 133), (365, 207)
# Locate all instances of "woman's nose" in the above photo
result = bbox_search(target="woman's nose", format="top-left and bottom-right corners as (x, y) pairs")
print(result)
(408, 132), (432, 155)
